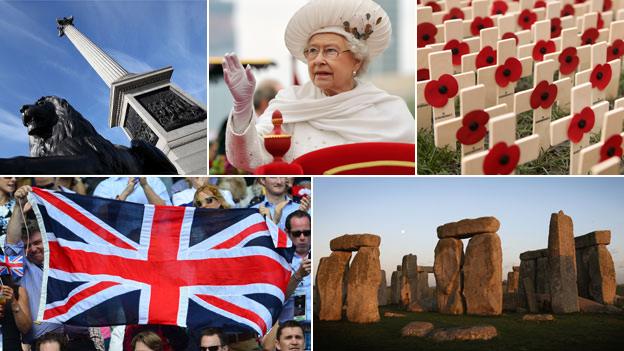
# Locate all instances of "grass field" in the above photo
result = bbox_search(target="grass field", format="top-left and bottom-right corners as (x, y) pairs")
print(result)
(617, 284), (624, 296)
(314, 306), (624, 351)
(417, 71), (624, 175)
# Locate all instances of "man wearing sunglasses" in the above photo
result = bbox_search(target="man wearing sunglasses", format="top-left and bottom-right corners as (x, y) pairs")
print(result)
(199, 328), (228, 351)
(280, 211), (311, 350)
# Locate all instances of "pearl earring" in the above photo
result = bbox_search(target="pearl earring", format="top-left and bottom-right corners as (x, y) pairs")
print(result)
(352, 71), (357, 77)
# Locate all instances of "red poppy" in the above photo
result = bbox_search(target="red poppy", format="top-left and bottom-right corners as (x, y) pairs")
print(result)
(561, 4), (575, 17)
(607, 39), (624, 62)
(532, 39), (556, 61)
(491, 1), (508, 15)
(550, 17), (562, 38)
(476, 46), (497, 69)
(424, 74), (459, 108)
(483, 142), (521, 175)
(534, 0), (547, 8)
(443, 7), (465, 22)
(597, 13), (604, 30)
(495, 57), (522, 87)
(581, 28), (599, 45)
(567, 107), (595, 143)
(590, 64), (612, 91)
(456, 110), (490, 145)
(604, 0), (613, 11)
(424, 1), (442, 12)
(600, 134), (624, 162)
(443, 39), (470, 66)
(502, 32), (519, 45)
(530, 80), (558, 109)
(471, 16), (494, 36)
(417, 22), (437, 48)
(518, 9), (537, 30)
(558, 47), (580, 75)
(417, 68), (430, 81)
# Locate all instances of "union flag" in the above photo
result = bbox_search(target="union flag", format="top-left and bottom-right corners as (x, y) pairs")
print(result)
(29, 187), (292, 336)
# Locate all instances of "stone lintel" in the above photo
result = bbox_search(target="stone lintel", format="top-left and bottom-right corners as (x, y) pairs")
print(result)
(574, 230), (611, 249)
(519, 248), (548, 261)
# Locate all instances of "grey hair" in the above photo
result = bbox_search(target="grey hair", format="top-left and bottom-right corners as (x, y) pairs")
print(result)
(344, 35), (370, 76)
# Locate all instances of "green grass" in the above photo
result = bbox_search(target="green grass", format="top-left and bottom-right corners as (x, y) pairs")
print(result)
(314, 306), (624, 350)
(617, 285), (624, 296)
(417, 71), (624, 175)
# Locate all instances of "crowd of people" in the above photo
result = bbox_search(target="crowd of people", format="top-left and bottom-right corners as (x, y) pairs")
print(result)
(0, 177), (311, 351)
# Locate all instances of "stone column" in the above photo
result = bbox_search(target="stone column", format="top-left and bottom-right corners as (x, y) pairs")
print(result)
(548, 211), (579, 313)
(575, 231), (616, 304)
(316, 252), (352, 320)
(56, 16), (207, 174)
(434, 238), (464, 314)
(378, 270), (388, 306)
(58, 19), (129, 87)
(463, 233), (503, 315)
(400, 254), (421, 311)
(346, 247), (381, 323)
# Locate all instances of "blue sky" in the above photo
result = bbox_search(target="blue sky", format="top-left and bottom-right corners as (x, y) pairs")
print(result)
(0, 0), (206, 157)
(314, 177), (624, 285)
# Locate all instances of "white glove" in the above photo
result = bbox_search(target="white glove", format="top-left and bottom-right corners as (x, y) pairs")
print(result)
(223, 53), (256, 117)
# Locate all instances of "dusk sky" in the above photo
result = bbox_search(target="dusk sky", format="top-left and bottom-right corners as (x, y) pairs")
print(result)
(0, 0), (206, 157)
(313, 177), (624, 285)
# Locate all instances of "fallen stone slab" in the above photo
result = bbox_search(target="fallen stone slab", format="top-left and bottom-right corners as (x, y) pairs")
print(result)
(418, 265), (434, 273)
(383, 312), (406, 318)
(401, 321), (434, 337)
(522, 314), (554, 321)
(575, 230), (611, 249)
(578, 296), (623, 314)
(330, 234), (381, 251)
(437, 216), (500, 239)
(429, 325), (497, 342)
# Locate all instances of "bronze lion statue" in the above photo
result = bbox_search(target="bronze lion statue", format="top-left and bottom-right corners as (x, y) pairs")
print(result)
(0, 96), (178, 174)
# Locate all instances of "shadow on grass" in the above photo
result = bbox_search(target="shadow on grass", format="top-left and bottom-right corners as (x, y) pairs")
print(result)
(314, 305), (624, 351)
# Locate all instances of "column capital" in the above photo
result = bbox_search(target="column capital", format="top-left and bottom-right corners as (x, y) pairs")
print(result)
(56, 16), (74, 37)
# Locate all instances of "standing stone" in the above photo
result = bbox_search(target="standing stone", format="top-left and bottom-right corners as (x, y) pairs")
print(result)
(548, 211), (579, 313)
(576, 247), (590, 298)
(535, 257), (550, 295)
(523, 277), (538, 313)
(507, 271), (519, 293)
(346, 247), (381, 323)
(391, 270), (401, 304)
(317, 251), (352, 320)
(378, 270), (388, 306)
(400, 254), (419, 307)
(434, 238), (464, 314)
(463, 233), (503, 315)
(518, 258), (536, 309)
(586, 245), (616, 304)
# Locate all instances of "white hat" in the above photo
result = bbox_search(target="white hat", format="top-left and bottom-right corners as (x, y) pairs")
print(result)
(285, 0), (392, 63)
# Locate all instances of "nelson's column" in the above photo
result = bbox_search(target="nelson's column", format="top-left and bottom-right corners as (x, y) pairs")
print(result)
(56, 16), (207, 174)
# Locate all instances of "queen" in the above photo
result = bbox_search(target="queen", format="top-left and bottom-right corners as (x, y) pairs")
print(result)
(222, 0), (415, 172)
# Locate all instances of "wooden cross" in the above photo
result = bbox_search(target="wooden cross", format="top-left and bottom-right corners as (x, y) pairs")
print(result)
(461, 113), (540, 174)
(549, 82), (610, 174)
(514, 59), (572, 150)
(417, 46), (435, 131)
(477, 38), (532, 111)
(543, 27), (592, 93)
(606, 19), (624, 99)
(427, 50), (475, 127)
(577, 106), (624, 174)
(576, 42), (621, 107)
(434, 84), (507, 154)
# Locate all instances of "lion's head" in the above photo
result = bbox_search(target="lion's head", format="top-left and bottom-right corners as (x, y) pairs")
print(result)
(21, 96), (103, 157)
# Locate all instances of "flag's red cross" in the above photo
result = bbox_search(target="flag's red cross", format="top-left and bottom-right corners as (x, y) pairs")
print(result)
(35, 189), (291, 334)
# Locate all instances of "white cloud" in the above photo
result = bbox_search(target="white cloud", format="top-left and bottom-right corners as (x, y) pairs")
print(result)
(0, 107), (29, 145)
(0, 2), (65, 55)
